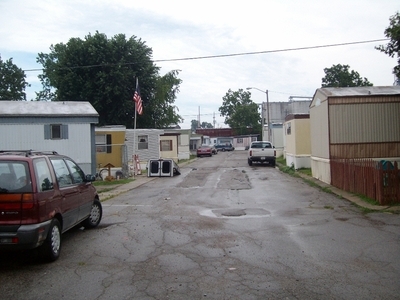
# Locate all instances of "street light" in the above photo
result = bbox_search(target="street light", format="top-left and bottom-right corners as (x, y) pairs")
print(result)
(246, 87), (270, 141)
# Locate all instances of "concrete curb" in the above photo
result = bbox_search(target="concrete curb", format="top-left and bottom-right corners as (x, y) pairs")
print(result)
(289, 167), (400, 213)
(98, 175), (156, 201)
(97, 158), (196, 201)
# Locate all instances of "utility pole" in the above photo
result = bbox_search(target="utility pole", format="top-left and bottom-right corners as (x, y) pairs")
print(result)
(213, 112), (216, 128)
(266, 90), (270, 141)
(198, 106), (201, 128)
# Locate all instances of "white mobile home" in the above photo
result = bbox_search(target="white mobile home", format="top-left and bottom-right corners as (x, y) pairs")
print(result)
(125, 129), (164, 170)
(0, 101), (99, 174)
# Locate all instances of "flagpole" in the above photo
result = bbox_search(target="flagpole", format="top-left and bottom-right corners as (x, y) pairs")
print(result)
(133, 77), (138, 177)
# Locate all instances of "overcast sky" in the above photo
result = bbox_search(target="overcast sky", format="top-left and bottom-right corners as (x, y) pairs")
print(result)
(1, 0), (398, 129)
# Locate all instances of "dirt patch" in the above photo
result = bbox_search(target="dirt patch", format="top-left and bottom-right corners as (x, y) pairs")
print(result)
(217, 168), (251, 190)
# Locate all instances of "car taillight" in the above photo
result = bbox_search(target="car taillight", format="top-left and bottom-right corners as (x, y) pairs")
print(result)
(274, 150), (276, 157)
(250, 150), (253, 156)
(0, 194), (33, 210)
(21, 194), (34, 209)
(0, 194), (22, 210)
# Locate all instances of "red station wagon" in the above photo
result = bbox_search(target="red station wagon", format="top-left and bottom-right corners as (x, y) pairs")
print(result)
(0, 150), (102, 262)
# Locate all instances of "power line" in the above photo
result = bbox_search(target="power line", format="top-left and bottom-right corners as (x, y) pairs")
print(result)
(153, 39), (389, 62)
(181, 113), (216, 117)
(22, 39), (388, 72)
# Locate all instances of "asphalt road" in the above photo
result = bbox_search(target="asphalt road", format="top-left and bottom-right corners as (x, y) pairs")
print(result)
(1, 151), (399, 299)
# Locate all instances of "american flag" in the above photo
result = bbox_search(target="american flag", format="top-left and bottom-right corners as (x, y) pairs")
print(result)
(133, 79), (143, 115)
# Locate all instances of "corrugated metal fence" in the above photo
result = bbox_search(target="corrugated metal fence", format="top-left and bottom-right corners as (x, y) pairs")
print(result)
(330, 159), (400, 205)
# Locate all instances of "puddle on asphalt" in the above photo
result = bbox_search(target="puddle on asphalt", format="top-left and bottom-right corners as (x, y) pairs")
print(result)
(200, 208), (271, 218)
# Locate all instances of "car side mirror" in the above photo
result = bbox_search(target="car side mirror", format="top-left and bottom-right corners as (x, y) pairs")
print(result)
(85, 175), (96, 182)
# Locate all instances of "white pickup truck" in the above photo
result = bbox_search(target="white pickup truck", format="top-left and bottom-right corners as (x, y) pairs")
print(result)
(247, 141), (276, 167)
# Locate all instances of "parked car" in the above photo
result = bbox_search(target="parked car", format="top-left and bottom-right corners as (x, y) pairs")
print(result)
(0, 150), (102, 262)
(247, 141), (276, 166)
(210, 144), (218, 155)
(215, 143), (235, 152)
(197, 145), (213, 157)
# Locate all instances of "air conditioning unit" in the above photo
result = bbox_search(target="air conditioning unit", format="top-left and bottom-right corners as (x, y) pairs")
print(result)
(147, 159), (181, 177)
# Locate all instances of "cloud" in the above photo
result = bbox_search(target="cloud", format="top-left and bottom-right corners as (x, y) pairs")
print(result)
(1, 0), (398, 129)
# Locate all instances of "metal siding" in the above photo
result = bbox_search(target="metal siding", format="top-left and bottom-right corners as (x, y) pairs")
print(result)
(90, 124), (97, 175)
(66, 124), (92, 173)
(284, 121), (296, 155)
(330, 142), (400, 159)
(125, 129), (163, 162)
(294, 119), (311, 155)
(310, 97), (330, 159)
(329, 102), (400, 143)
(146, 132), (161, 160)
(0, 123), (92, 173)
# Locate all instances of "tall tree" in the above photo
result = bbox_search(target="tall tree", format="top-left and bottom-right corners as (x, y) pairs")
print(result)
(190, 120), (214, 132)
(376, 12), (400, 82)
(36, 31), (181, 128)
(191, 119), (199, 132)
(321, 64), (373, 87)
(146, 69), (183, 128)
(0, 56), (30, 100)
(219, 89), (260, 133)
(201, 122), (213, 129)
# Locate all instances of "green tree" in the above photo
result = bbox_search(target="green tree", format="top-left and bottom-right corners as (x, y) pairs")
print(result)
(191, 119), (199, 132)
(36, 31), (181, 128)
(190, 120), (213, 131)
(321, 64), (373, 87)
(0, 56), (30, 100)
(201, 122), (213, 129)
(146, 69), (183, 128)
(376, 12), (400, 81)
(219, 89), (260, 133)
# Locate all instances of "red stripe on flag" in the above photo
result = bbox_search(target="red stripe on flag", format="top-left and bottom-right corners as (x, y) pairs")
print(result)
(134, 91), (143, 115)
(133, 79), (143, 115)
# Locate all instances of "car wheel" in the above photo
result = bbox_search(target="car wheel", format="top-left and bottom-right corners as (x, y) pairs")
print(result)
(40, 219), (61, 262)
(248, 159), (253, 166)
(83, 199), (103, 229)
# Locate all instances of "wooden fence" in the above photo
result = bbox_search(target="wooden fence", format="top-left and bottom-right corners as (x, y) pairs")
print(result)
(330, 159), (400, 205)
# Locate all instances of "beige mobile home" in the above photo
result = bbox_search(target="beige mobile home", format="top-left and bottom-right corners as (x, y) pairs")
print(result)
(284, 114), (311, 169)
(310, 86), (400, 184)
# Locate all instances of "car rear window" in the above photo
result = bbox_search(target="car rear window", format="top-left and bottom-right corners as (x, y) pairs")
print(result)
(251, 142), (271, 149)
(0, 161), (32, 193)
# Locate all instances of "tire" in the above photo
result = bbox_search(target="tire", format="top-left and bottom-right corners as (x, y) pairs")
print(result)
(40, 219), (61, 262)
(99, 168), (108, 180)
(248, 159), (253, 166)
(82, 199), (103, 229)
